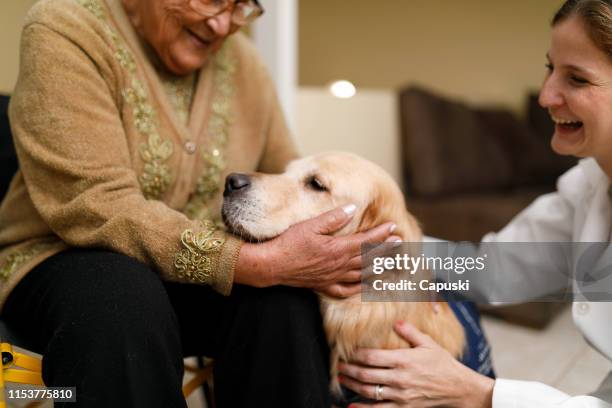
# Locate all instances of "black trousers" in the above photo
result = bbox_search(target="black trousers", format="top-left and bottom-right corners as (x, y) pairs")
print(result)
(2, 249), (331, 408)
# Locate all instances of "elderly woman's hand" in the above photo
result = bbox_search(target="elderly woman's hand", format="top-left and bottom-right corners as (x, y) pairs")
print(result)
(235, 205), (398, 298)
(338, 321), (495, 408)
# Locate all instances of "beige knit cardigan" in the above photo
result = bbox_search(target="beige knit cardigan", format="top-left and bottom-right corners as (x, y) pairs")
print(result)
(0, 0), (298, 309)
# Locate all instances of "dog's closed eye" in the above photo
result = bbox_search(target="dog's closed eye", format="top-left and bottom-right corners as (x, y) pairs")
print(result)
(305, 175), (329, 192)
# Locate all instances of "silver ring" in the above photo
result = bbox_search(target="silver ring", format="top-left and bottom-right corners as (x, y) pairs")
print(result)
(375, 384), (384, 401)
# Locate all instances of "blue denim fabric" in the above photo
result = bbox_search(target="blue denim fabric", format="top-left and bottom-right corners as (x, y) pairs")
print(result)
(448, 300), (496, 379)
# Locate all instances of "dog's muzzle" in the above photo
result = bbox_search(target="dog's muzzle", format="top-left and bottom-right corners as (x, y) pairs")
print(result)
(223, 173), (251, 197)
(222, 172), (260, 241)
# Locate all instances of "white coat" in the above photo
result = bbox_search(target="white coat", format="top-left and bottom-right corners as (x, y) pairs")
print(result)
(480, 158), (612, 407)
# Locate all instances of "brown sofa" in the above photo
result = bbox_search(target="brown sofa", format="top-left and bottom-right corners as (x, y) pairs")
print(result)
(398, 87), (575, 327)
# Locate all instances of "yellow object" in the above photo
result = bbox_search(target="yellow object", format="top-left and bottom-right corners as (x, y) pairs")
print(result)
(0, 342), (44, 407)
(1, 343), (43, 384)
(0, 342), (212, 406)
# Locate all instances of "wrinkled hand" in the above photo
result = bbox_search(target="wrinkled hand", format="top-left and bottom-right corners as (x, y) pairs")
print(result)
(235, 204), (399, 298)
(338, 322), (494, 408)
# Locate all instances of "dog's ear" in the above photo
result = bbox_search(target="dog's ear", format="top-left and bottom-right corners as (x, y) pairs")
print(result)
(357, 184), (422, 242)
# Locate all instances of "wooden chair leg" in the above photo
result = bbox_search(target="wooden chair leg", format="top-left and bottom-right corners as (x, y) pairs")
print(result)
(198, 357), (215, 408)
(182, 359), (213, 399)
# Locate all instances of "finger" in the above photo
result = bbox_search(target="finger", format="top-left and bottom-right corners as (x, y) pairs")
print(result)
(338, 270), (361, 283)
(349, 403), (397, 408)
(431, 302), (442, 315)
(335, 283), (361, 297)
(350, 348), (402, 368)
(338, 375), (377, 401)
(385, 235), (402, 243)
(319, 282), (360, 298)
(347, 222), (397, 251)
(307, 204), (357, 235)
(335, 226), (398, 265)
(360, 263), (378, 280)
(394, 321), (437, 348)
(339, 376), (402, 404)
(347, 254), (363, 271)
(338, 362), (396, 386)
(361, 241), (401, 266)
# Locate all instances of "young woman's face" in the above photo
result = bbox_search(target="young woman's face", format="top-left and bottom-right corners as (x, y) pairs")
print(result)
(124, 0), (233, 75)
(539, 15), (612, 167)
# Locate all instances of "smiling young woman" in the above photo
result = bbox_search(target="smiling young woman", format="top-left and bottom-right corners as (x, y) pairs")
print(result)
(540, 0), (612, 176)
(339, 1), (612, 407)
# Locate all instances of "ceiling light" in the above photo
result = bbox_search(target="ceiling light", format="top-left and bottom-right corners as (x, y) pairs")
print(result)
(329, 80), (356, 99)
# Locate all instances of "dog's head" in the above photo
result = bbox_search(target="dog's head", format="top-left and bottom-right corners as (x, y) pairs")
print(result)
(222, 152), (421, 242)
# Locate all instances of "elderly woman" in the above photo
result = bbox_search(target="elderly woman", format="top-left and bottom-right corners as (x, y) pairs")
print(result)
(0, 0), (396, 407)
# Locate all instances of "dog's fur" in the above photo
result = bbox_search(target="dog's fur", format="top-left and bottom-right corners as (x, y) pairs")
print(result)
(222, 152), (465, 395)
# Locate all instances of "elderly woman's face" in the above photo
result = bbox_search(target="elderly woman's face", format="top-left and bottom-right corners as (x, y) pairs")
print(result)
(123, 0), (233, 75)
(539, 15), (612, 166)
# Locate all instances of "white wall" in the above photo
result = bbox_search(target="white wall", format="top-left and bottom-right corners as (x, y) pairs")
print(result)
(252, 0), (298, 132)
(296, 87), (400, 183)
(300, 0), (564, 113)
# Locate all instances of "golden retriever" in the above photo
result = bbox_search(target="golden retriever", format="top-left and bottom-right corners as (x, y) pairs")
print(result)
(222, 151), (465, 397)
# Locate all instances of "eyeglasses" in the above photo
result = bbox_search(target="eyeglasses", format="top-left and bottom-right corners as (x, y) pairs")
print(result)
(188, 0), (264, 27)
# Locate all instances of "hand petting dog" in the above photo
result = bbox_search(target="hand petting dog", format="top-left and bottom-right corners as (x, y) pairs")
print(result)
(339, 321), (494, 408)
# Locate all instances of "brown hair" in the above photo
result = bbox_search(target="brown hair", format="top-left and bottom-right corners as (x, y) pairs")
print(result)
(553, 0), (612, 57)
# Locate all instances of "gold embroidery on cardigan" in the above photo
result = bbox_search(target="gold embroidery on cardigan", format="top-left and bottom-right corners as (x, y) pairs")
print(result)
(183, 44), (237, 221)
(78, 0), (104, 19)
(174, 221), (224, 283)
(138, 133), (174, 199)
(77, 0), (173, 200)
(158, 72), (197, 125)
(122, 79), (173, 197)
(0, 240), (56, 281)
(123, 79), (156, 134)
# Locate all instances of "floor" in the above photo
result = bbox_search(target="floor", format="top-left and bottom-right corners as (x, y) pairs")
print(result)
(481, 305), (611, 396)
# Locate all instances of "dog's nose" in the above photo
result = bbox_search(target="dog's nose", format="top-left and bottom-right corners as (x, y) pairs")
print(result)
(224, 173), (251, 196)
